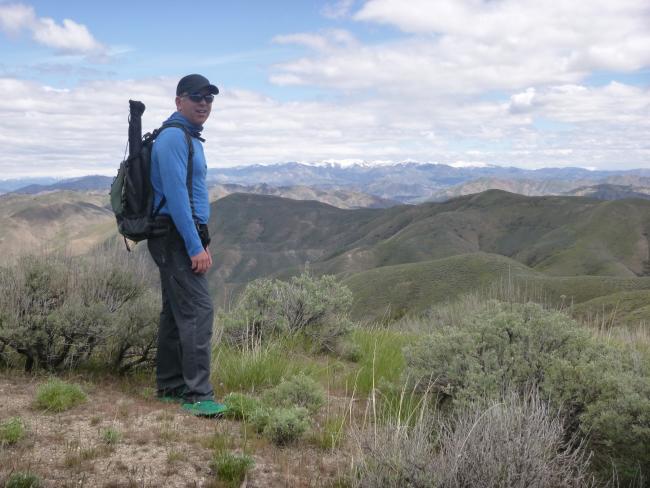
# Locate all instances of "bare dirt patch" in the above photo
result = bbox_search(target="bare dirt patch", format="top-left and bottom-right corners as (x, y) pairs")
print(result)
(0, 372), (348, 487)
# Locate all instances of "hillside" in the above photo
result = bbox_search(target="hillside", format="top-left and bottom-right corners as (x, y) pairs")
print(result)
(0, 191), (115, 259)
(342, 252), (650, 321)
(428, 177), (587, 201)
(208, 183), (398, 209)
(205, 191), (650, 312)
(10, 175), (113, 194)
(208, 190), (650, 280)
(563, 183), (650, 200)
(2, 188), (650, 327)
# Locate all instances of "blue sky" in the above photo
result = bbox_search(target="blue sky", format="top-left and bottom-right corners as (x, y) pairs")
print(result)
(0, 0), (649, 177)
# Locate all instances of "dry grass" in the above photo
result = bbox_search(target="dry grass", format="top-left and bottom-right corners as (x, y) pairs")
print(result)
(350, 389), (597, 488)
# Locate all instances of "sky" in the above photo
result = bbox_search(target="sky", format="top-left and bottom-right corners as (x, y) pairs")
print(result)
(0, 0), (649, 178)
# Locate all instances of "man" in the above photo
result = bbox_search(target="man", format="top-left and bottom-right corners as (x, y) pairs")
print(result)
(147, 73), (226, 416)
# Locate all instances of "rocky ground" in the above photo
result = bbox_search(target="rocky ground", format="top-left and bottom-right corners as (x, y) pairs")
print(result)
(0, 373), (348, 487)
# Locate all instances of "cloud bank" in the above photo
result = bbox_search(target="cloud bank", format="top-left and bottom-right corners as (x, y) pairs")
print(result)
(0, 0), (648, 177)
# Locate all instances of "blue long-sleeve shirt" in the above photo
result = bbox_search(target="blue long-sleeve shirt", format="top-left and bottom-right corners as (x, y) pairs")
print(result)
(151, 112), (210, 257)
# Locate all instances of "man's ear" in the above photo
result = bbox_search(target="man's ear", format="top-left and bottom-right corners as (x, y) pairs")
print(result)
(175, 96), (182, 110)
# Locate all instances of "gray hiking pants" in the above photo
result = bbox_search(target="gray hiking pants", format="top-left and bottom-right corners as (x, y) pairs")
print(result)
(148, 227), (214, 403)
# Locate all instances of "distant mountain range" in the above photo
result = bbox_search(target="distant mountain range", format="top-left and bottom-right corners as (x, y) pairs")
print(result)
(206, 162), (650, 202)
(9, 175), (113, 195)
(7, 163), (650, 204)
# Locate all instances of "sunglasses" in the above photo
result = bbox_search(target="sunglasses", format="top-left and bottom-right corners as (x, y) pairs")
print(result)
(183, 93), (214, 104)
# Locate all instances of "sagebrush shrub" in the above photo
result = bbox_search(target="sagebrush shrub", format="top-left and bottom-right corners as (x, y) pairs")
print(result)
(262, 407), (310, 446)
(219, 272), (353, 351)
(403, 301), (650, 485)
(0, 247), (157, 371)
(433, 391), (595, 488)
(250, 407), (272, 434)
(352, 389), (595, 488)
(263, 374), (325, 413)
(352, 412), (436, 488)
(108, 291), (159, 372)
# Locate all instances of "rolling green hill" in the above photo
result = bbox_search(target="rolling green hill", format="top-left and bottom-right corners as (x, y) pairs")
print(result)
(208, 190), (650, 283)
(342, 252), (650, 321)
(204, 190), (650, 320)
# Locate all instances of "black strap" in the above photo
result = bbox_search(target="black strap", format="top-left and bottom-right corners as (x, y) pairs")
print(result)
(151, 123), (195, 219)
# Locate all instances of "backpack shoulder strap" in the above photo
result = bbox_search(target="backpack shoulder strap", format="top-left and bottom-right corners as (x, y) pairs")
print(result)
(151, 123), (196, 219)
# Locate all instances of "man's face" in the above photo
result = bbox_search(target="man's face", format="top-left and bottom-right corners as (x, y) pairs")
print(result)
(175, 87), (213, 126)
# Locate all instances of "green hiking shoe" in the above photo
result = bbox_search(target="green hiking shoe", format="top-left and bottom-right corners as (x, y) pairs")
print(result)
(181, 400), (228, 417)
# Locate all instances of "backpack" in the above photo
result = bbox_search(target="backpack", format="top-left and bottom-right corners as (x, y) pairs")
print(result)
(110, 100), (194, 250)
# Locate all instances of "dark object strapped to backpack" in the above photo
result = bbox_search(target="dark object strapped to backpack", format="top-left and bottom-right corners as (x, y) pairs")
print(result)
(110, 100), (199, 250)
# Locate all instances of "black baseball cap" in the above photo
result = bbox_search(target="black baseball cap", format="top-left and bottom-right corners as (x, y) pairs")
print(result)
(176, 74), (219, 96)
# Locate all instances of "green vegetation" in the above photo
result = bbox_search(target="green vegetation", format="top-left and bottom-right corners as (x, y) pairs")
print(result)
(4, 472), (42, 488)
(0, 246), (158, 372)
(0, 417), (26, 445)
(219, 272), (352, 350)
(209, 451), (254, 487)
(34, 379), (87, 412)
(347, 329), (410, 395)
(344, 252), (650, 321)
(214, 272), (355, 393)
(263, 374), (325, 413)
(223, 392), (263, 421)
(311, 414), (347, 450)
(213, 338), (318, 392)
(351, 390), (593, 488)
(2, 191), (650, 486)
(403, 301), (650, 485)
(101, 427), (121, 446)
(262, 407), (310, 446)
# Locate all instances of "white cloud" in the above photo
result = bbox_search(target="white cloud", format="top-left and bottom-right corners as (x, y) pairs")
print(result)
(0, 76), (648, 178)
(0, 3), (105, 55)
(321, 0), (356, 19)
(272, 0), (650, 96)
(0, 3), (32, 35)
(509, 88), (537, 114)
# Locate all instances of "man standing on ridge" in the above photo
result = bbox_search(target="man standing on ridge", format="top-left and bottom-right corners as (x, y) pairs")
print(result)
(147, 74), (226, 416)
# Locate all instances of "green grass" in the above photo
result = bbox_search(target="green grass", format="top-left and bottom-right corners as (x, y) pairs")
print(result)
(0, 416), (26, 445)
(223, 392), (263, 421)
(213, 337), (320, 393)
(346, 329), (411, 396)
(209, 451), (254, 487)
(311, 414), (347, 450)
(4, 472), (42, 488)
(571, 289), (650, 327)
(101, 427), (121, 445)
(33, 379), (87, 412)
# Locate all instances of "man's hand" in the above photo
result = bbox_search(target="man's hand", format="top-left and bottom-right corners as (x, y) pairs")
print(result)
(190, 249), (212, 274)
